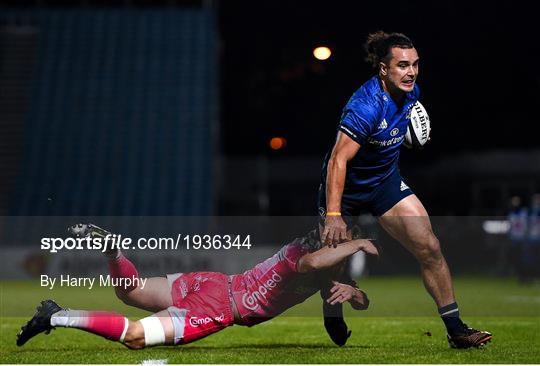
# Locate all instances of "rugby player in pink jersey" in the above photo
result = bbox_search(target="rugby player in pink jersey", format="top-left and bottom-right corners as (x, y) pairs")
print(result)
(17, 224), (378, 349)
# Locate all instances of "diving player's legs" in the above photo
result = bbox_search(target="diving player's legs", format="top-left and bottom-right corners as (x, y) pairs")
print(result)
(68, 223), (173, 312)
(18, 272), (237, 348)
(17, 299), (132, 347)
(124, 305), (234, 347)
(17, 300), (203, 348)
(17, 275), (234, 348)
(378, 194), (491, 348)
(108, 252), (172, 312)
(116, 277), (173, 313)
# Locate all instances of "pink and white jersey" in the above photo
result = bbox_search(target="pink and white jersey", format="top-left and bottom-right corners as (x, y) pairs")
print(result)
(230, 238), (324, 326)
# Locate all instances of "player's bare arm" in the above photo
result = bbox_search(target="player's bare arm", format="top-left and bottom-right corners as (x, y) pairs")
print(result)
(297, 238), (377, 273)
(323, 132), (361, 247)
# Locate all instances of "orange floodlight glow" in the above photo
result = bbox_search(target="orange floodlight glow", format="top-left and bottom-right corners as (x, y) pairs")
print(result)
(270, 137), (287, 150)
(313, 46), (331, 60)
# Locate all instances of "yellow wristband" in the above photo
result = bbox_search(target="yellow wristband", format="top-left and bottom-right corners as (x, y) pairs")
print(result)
(326, 212), (341, 216)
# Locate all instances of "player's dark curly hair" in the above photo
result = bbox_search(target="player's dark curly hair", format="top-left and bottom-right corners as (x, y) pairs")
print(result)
(365, 31), (414, 69)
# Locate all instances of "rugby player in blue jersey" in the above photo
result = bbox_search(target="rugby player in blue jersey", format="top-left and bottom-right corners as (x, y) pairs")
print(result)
(318, 31), (491, 348)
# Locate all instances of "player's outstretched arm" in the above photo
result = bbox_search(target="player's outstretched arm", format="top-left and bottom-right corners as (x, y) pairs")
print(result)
(323, 132), (361, 247)
(297, 239), (378, 273)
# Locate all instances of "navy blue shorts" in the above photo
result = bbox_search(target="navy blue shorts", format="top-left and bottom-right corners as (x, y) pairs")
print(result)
(318, 168), (414, 223)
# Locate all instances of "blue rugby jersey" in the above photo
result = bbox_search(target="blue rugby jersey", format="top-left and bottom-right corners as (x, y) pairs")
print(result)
(321, 76), (420, 189)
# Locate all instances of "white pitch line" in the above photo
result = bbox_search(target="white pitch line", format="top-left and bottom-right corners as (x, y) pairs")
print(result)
(141, 359), (168, 365)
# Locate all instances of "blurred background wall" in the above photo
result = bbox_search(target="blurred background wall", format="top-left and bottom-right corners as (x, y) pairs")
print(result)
(1, 6), (218, 216)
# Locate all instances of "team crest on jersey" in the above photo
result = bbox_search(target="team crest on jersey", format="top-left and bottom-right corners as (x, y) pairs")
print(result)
(378, 119), (388, 130)
(192, 275), (208, 292)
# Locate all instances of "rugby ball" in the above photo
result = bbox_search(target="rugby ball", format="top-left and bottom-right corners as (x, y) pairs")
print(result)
(404, 101), (431, 149)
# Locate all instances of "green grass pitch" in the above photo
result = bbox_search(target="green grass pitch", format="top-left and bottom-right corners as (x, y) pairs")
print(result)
(1, 277), (539, 364)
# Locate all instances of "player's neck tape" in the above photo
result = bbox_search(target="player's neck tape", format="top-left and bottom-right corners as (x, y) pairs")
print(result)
(140, 315), (166, 346)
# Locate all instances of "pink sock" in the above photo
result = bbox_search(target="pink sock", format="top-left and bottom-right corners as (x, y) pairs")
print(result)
(108, 254), (139, 292)
(51, 310), (128, 341)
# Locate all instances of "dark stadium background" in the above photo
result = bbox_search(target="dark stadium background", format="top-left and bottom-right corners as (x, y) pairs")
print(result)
(1, 0), (537, 218)
(0, 0), (538, 277)
(220, 1), (539, 216)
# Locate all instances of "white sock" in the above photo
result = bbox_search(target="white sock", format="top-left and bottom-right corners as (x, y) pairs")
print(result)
(50, 309), (86, 328)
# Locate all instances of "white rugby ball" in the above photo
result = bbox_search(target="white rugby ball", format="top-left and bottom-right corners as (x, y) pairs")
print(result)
(404, 101), (431, 149)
